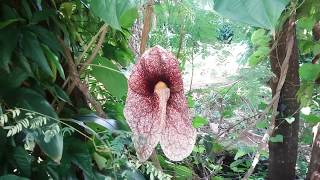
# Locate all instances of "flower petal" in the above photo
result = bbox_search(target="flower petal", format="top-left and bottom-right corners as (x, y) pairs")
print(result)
(127, 60), (151, 96)
(128, 46), (184, 96)
(143, 46), (184, 93)
(160, 92), (197, 161)
(124, 89), (167, 161)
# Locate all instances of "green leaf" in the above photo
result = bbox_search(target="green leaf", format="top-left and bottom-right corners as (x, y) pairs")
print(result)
(122, 170), (146, 180)
(256, 120), (268, 129)
(119, 7), (138, 28)
(251, 29), (269, 47)
(55, 85), (70, 102)
(42, 45), (65, 80)
(211, 176), (224, 180)
(65, 137), (94, 178)
(0, 27), (20, 71)
(174, 165), (193, 178)
(193, 145), (206, 154)
(117, 0), (138, 28)
(3, 87), (63, 162)
(192, 116), (209, 128)
(5, 88), (57, 118)
(212, 142), (223, 153)
(0, 175), (28, 180)
(31, 9), (56, 24)
(234, 147), (253, 160)
(187, 95), (195, 108)
(16, 54), (34, 76)
(35, 133), (63, 163)
(104, 101), (126, 121)
(28, 26), (63, 54)
(93, 152), (107, 170)
(0, 18), (23, 29)
(72, 152), (93, 178)
(299, 64), (320, 81)
(297, 16), (316, 30)
(21, 0), (32, 20)
(0, 4), (18, 20)
(313, 43), (320, 55)
(21, 30), (53, 76)
(197, 13), (217, 43)
(214, 0), (290, 30)
(0, 67), (28, 95)
(230, 159), (246, 172)
(91, 57), (128, 99)
(13, 146), (32, 177)
(303, 114), (320, 124)
(222, 109), (233, 118)
(258, 102), (268, 110)
(297, 83), (314, 106)
(299, 40), (314, 55)
(90, 0), (120, 29)
(90, 0), (138, 30)
(300, 128), (313, 145)
(47, 85), (71, 103)
(269, 134), (283, 143)
(248, 46), (269, 66)
(102, 43), (134, 67)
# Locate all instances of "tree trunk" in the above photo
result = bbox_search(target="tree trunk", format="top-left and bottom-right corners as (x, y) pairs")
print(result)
(307, 124), (320, 180)
(268, 19), (300, 179)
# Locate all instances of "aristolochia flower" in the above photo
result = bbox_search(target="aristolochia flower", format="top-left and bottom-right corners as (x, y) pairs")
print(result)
(124, 46), (196, 162)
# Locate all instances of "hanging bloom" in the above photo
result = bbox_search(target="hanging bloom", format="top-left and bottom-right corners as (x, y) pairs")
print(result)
(124, 46), (196, 162)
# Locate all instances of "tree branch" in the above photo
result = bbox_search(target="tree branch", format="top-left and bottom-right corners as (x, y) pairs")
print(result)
(57, 34), (107, 118)
(140, 0), (154, 55)
(176, 24), (185, 59)
(242, 16), (295, 180)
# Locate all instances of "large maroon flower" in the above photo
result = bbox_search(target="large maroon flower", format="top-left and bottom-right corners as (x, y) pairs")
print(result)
(124, 46), (196, 162)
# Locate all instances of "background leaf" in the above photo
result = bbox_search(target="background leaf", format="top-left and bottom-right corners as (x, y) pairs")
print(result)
(91, 57), (128, 99)
(214, 0), (290, 30)
(299, 64), (320, 81)
(21, 31), (52, 76)
(270, 134), (284, 143)
(0, 28), (19, 71)
(192, 116), (209, 128)
(13, 147), (32, 177)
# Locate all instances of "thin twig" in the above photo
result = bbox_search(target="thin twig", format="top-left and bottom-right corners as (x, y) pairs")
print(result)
(57, 35), (107, 118)
(18, 108), (93, 141)
(77, 24), (108, 65)
(79, 26), (108, 73)
(176, 24), (185, 59)
(140, 0), (154, 55)
(61, 24), (108, 90)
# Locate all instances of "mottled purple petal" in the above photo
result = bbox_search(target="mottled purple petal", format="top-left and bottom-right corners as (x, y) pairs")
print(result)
(127, 60), (151, 96)
(124, 46), (196, 162)
(160, 92), (196, 161)
(124, 87), (170, 161)
(124, 90), (161, 161)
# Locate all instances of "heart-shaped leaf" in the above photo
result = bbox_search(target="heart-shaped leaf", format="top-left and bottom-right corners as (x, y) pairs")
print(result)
(214, 0), (290, 30)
